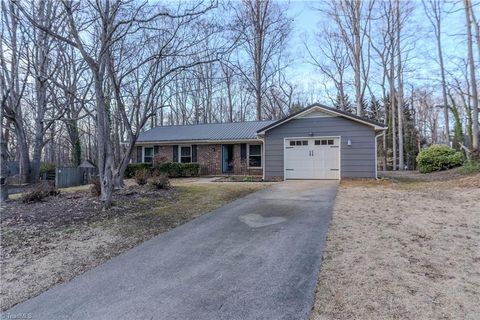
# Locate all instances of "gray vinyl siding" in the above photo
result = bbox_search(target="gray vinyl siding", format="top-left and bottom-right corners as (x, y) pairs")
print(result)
(264, 117), (377, 179)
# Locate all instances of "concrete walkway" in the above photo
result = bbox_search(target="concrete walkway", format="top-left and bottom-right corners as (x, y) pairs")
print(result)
(6, 180), (338, 320)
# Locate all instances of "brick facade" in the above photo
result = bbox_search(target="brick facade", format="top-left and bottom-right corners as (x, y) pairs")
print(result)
(153, 146), (173, 164)
(232, 144), (263, 176)
(135, 143), (262, 176)
(197, 144), (222, 175)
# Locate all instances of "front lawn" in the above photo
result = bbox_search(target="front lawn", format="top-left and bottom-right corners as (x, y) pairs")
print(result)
(310, 172), (480, 320)
(0, 180), (270, 310)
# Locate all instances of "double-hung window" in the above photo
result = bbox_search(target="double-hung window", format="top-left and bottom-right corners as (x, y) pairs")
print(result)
(143, 147), (154, 163)
(180, 146), (192, 163)
(248, 144), (262, 168)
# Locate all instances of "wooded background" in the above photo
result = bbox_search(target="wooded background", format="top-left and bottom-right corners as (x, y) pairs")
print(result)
(1, 0), (479, 205)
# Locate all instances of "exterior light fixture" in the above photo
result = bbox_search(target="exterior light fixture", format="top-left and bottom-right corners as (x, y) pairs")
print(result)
(347, 139), (352, 146)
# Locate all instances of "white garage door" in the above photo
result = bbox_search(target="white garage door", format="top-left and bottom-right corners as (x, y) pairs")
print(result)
(284, 138), (340, 180)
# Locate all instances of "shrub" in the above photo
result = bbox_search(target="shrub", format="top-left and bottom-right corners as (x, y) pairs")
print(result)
(40, 162), (56, 175)
(134, 169), (150, 185)
(148, 173), (171, 190)
(153, 155), (169, 165)
(243, 175), (254, 182)
(22, 183), (60, 203)
(416, 145), (464, 173)
(154, 162), (199, 178)
(124, 163), (152, 179)
(90, 176), (102, 196)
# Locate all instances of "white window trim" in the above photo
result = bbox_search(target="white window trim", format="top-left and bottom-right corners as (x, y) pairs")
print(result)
(247, 144), (262, 169)
(143, 146), (154, 163)
(178, 145), (193, 163)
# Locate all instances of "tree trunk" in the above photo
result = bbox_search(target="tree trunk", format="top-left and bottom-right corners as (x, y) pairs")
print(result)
(30, 125), (44, 182)
(113, 136), (137, 189)
(464, 0), (479, 151)
(396, 0), (404, 170)
(1, 139), (9, 202)
(93, 75), (114, 207)
(339, 84), (346, 112)
(66, 118), (81, 166)
(470, 8), (480, 68)
(4, 2), (29, 183)
(30, 0), (51, 183)
(13, 120), (30, 183)
(226, 72), (234, 122)
(390, 45), (397, 171)
(437, 16), (450, 145)
(383, 98), (388, 171)
(254, 0), (263, 121)
(353, 5), (363, 116)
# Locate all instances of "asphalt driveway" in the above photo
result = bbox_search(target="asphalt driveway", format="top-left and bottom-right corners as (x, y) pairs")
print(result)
(5, 180), (338, 320)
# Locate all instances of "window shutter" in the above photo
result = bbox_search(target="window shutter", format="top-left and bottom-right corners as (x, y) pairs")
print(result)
(192, 145), (197, 163)
(240, 144), (247, 161)
(136, 146), (142, 163)
(154, 146), (159, 155)
(173, 145), (179, 162)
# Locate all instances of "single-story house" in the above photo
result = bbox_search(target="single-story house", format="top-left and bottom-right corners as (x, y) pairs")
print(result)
(134, 103), (387, 180)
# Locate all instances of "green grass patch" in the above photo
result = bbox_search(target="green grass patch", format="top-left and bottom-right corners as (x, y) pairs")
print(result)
(112, 183), (269, 239)
(460, 160), (480, 174)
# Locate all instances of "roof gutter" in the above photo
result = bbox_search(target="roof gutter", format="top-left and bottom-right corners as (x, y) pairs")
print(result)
(135, 139), (261, 145)
(255, 135), (266, 180)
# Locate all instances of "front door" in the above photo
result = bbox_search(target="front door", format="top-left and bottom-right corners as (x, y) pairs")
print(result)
(222, 145), (234, 174)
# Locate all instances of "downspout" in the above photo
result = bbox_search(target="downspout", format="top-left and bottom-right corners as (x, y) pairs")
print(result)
(256, 134), (266, 181)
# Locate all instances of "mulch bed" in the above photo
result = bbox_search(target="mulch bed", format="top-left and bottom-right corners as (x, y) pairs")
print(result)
(214, 176), (264, 182)
(378, 167), (468, 182)
(214, 176), (282, 182)
(1, 186), (177, 253)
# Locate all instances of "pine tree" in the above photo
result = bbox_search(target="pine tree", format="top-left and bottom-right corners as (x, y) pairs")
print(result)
(334, 93), (354, 114)
(384, 94), (394, 169)
(365, 97), (384, 122)
(448, 93), (464, 151)
(402, 103), (420, 169)
(289, 102), (305, 115)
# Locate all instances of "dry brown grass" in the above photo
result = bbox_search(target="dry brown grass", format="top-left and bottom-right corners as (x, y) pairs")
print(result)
(310, 172), (480, 320)
(0, 181), (269, 311)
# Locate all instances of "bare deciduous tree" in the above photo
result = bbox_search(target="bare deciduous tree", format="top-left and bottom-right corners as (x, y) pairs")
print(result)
(232, 0), (291, 120)
(463, 0), (479, 151)
(306, 28), (350, 111)
(1, 0), (30, 183)
(423, 0), (450, 145)
(326, 0), (374, 116)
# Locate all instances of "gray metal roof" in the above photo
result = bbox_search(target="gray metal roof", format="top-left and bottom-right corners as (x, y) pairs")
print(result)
(137, 120), (275, 143)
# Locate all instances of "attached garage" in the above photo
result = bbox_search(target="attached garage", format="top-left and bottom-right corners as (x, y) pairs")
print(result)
(284, 137), (340, 179)
(257, 104), (387, 180)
